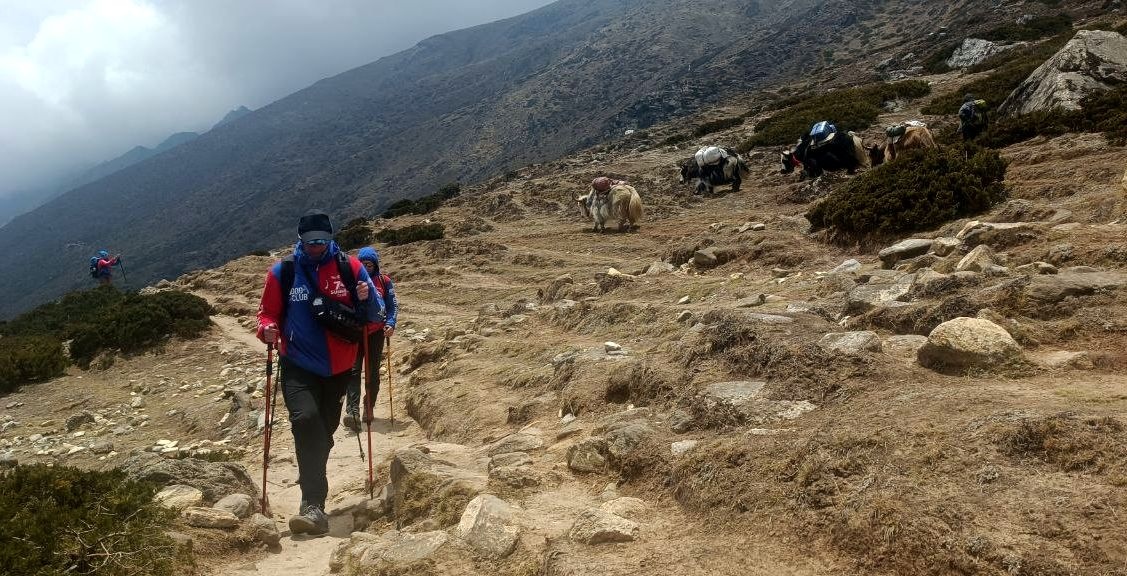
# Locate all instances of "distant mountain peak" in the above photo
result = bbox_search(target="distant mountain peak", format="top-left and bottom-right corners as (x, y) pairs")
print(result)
(212, 106), (253, 130)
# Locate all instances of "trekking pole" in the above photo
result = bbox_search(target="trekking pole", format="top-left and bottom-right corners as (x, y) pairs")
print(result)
(363, 326), (375, 499)
(260, 342), (275, 516)
(385, 336), (394, 427)
(117, 260), (127, 283)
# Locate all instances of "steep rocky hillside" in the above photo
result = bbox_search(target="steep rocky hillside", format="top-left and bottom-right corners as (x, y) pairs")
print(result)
(1, 0), (1089, 319)
(2, 55), (1124, 573)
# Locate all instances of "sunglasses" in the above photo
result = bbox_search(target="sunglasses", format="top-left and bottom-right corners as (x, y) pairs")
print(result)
(304, 239), (330, 246)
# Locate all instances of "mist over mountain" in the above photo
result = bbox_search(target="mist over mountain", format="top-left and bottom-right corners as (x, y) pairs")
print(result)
(0, 0), (957, 317)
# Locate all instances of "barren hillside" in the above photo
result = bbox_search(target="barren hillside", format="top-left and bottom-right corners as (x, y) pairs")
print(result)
(3, 53), (1125, 573)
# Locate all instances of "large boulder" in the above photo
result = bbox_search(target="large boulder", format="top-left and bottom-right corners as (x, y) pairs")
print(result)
(1025, 271), (1126, 303)
(456, 495), (521, 558)
(1000, 30), (1127, 116)
(946, 38), (1024, 69)
(568, 509), (639, 545)
(918, 317), (1025, 372)
(120, 453), (258, 505)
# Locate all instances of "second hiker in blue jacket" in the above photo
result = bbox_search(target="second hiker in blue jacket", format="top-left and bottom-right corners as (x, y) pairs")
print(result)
(344, 246), (399, 431)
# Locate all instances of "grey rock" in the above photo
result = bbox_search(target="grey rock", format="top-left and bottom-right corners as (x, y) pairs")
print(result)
(670, 440), (698, 456)
(599, 497), (647, 520)
(693, 247), (719, 268)
(456, 495), (520, 558)
(567, 438), (608, 473)
(604, 422), (653, 460)
(956, 245), (998, 273)
(155, 484), (204, 511)
(65, 411), (95, 432)
(120, 453), (258, 505)
(486, 432), (543, 456)
(645, 261), (675, 275)
(830, 259), (862, 274)
(931, 237), (961, 257)
(918, 317), (1025, 371)
(182, 507), (239, 529)
(878, 238), (933, 267)
(213, 493), (255, 519)
(946, 38), (1025, 69)
(250, 513), (280, 546)
(845, 276), (914, 315)
(1001, 30), (1127, 116)
(489, 452), (533, 471)
(819, 331), (882, 355)
(883, 335), (929, 361)
(1026, 272), (1125, 303)
(569, 509), (639, 544)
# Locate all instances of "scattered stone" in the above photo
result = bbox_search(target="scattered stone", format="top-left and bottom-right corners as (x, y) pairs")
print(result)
(878, 238), (933, 268)
(1036, 350), (1094, 370)
(131, 397), (145, 409)
(693, 247), (720, 268)
(155, 484), (205, 511)
(569, 509), (639, 545)
(456, 495), (520, 558)
(677, 310), (693, 322)
(489, 452), (532, 471)
(819, 331), (881, 355)
(250, 513), (280, 546)
(604, 341), (622, 353)
(830, 259), (862, 274)
(1015, 262), (1058, 275)
(670, 440), (698, 456)
(918, 317), (1025, 372)
(845, 275), (914, 314)
(1025, 271), (1126, 303)
(677, 296), (691, 305)
(333, 530), (449, 573)
(213, 493), (256, 519)
(89, 441), (114, 455)
(883, 335), (929, 361)
(931, 237), (961, 257)
(669, 410), (694, 433)
(955, 245), (998, 273)
(120, 453), (259, 505)
(0, 452), (17, 468)
(567, 438), (608, 473)
(644, 262), (674, 275)
(750, 222), (766, 231)
(485, 433), (543, 456)
(604, 422), (653, 460)
(183, 507), (239, 529)
(65, 411), (95, 432)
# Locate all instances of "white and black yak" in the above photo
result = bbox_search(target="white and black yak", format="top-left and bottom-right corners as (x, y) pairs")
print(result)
(679, 146), (750, 195)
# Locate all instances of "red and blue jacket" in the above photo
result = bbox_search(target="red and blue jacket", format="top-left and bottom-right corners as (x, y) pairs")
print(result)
(256, 242), (383, 377)
(95, 256), (119, 278)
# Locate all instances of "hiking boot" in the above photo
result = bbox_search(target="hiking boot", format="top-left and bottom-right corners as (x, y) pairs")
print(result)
(288, 501), (329, 536)
(343, 408), (361, 433)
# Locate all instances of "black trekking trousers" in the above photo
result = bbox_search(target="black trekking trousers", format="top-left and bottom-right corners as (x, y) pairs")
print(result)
(280, 357), (350, 509)
(347, 332), (385, 416)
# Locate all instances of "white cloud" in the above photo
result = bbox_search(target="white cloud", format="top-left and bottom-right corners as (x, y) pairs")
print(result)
(0, 0), (554, 198)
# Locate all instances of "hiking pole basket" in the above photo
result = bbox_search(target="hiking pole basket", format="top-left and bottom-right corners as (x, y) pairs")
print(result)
(260, 342), (276, 515)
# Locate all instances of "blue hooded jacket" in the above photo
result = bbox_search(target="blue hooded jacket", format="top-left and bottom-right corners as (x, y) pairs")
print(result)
(358, 246), (398, 328)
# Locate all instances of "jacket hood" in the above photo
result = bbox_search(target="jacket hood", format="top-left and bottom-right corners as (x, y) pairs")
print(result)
(358, 246), (379, 264)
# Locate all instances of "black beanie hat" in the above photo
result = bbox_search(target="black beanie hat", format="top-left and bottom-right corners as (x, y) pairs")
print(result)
(298, 211), (333, 242)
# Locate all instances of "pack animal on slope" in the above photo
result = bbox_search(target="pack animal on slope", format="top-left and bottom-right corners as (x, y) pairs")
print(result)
(679, 146), (750, 195)
(867, 121), (937, 166)
(574, 177), (643, 232)
(780, 121), (870, 179)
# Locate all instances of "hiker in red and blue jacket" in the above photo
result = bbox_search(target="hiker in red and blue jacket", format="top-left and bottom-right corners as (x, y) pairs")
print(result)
(256, 211), (385, 537)
(343, 246), (399, 433)
(92, 250), (121, 286)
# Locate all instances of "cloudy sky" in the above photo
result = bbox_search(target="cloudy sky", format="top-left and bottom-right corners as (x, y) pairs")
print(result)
(0, 0), (554, 200)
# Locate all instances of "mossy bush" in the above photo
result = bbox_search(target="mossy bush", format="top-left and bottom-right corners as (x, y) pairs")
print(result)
(376, 223), (445, 246)
(807, 145), (1008, 242)
(693, 116), (744, 137)
(0, 336), (68, 393)
(382, 182), (461, 219)
(0, 465), (182, 576)
(740, 80), (931, 150)
(336, 217), (373, 251)
(981, 13), (1073, 42)
(0, 287), (213, 375)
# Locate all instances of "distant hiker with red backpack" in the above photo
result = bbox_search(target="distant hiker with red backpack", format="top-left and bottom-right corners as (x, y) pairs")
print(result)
(256, 211), (385, 537)
(89, 250), (121, 285)
(343, 246), (399, 433)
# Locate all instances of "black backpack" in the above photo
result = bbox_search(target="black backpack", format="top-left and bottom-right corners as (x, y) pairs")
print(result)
(278, 252), (366, 342)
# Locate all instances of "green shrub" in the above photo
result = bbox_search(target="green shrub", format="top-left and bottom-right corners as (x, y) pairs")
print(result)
(693, 116), (744, 137)
(922, 43), (959, 74)
(981, 13), (1073, 42)
(0, 336), (68, 393)
(381, 183), (461, 219)
(740, 80), (931, 150)
(376, 223), (445, 246)
(336, 217), (373, 251)
(807, 145), (1008, 242)
(660, 133), (691, 146)
(0, 287), (213, 373)
(0, 465), (182, 576)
